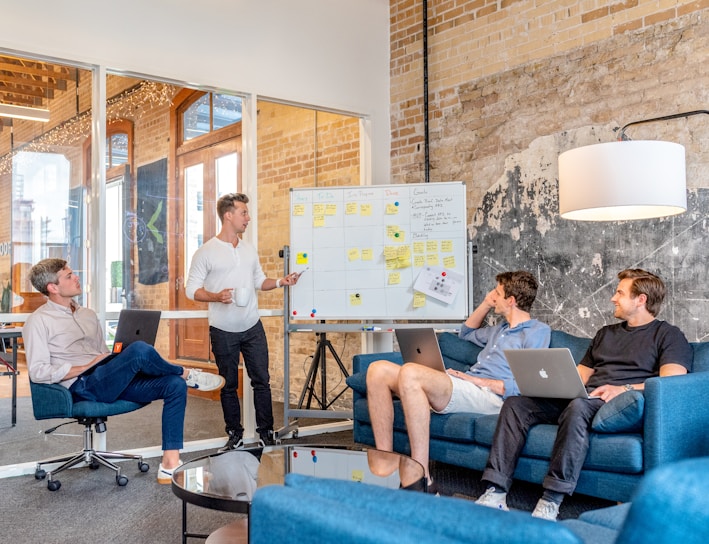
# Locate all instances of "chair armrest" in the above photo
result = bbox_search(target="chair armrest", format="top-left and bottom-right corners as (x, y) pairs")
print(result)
(643, 372), (709, 468)
(352, 352), (403, 374)
(29, 381), (74, 420)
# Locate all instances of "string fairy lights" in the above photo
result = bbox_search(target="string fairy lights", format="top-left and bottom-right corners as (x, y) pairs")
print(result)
(0, 80), (178, 175)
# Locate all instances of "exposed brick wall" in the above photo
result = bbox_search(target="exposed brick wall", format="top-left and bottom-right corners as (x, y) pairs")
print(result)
(256, 102), (361, 404)
(390, 0), (709, 200)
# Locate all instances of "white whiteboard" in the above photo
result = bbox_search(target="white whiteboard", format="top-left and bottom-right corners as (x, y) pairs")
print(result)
(289, 182), (468, 320)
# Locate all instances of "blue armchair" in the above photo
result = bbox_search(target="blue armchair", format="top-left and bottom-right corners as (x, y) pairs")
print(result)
(30, 380), (150, 491)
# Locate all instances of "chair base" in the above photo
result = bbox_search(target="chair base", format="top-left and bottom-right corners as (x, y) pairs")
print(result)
(35, 417), (150, 491)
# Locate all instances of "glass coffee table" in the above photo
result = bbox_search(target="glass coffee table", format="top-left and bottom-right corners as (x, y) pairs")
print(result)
(172, 444), (425, 543)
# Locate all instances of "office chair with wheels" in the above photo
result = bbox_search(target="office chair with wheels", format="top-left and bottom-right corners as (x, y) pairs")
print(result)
(30, 380), (151, 491)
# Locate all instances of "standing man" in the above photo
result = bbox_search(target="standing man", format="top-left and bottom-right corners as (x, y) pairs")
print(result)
(476, 268), (692, 520)
(185, 193), (299, 450)
(366, 270), (550, 491)
(24, 258), (225, 484)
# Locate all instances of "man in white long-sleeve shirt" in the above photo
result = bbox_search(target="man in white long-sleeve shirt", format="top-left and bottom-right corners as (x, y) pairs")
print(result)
(185, 193), (299, 450)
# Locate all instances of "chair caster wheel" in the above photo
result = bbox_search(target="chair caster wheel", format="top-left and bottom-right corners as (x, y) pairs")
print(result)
(116, 475), (129, 486)
(35, 469), (46, 480)
(139, 462), (150, 472)
(47, 480), (61, 491)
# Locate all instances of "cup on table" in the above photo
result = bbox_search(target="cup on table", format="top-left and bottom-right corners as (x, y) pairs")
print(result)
(234, 287), (250, 306)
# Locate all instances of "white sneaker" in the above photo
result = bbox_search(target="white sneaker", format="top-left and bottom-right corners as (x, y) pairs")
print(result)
(157, 461), (182, 484)
(185, 369), (225, 391)
(531, 498), (560, 521)
(475, 487), (509, 511)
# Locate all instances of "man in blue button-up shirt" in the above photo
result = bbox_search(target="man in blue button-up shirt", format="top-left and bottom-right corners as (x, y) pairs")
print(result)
(366, 270), (550, 491)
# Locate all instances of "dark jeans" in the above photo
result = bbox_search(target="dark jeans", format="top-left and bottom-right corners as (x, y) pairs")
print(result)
(482, 395), (605, 495)
(69, 341), (187, 451)
(210, 320), (274, 436)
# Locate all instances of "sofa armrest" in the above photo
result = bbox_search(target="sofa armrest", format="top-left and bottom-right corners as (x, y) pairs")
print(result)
(352, 352), (403, 374)
(643, 372), (709, 468)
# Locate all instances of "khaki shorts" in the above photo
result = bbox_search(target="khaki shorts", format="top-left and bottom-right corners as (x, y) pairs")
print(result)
(433, 375), (503, 415)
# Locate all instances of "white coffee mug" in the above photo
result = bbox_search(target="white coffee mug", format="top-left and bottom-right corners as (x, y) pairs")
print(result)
(234, 287), (250, 307)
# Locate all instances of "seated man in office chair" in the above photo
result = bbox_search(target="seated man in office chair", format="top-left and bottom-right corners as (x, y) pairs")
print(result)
(24, 258), (226, 484)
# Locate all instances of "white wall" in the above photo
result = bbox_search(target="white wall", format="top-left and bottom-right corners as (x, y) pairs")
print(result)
(0, 0), (391, 183)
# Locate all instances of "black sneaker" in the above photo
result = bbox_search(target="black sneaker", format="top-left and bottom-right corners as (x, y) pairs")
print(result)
(258, 430), (275, 446)
(218, 432), (244, 452)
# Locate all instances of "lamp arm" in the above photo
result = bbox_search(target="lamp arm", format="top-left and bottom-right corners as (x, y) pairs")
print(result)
(618, 109), (709, 141)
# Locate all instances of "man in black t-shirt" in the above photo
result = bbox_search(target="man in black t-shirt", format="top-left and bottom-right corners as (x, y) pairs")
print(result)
(475, 269), (692, 520)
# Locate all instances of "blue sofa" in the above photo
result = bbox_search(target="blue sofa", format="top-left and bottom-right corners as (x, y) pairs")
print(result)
(346, 330), (709, 502)
(249, 457), (709, 544)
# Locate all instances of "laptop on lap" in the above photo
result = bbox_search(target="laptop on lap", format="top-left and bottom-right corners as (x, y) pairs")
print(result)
(395, 328), (446, 372)
(111, 309), (162, 354)
(503, 348), (590, 399)
(81, 309), (162, 375)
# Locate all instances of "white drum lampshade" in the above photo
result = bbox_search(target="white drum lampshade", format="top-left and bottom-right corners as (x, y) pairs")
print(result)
(558, 140), (687, 221)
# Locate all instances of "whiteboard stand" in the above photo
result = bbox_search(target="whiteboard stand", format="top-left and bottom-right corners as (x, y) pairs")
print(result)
(296, 328), (350, 410)
(276, 246), (353, 442)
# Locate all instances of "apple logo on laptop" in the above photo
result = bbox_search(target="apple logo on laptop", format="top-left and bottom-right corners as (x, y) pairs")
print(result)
(539, 369), (549, 379)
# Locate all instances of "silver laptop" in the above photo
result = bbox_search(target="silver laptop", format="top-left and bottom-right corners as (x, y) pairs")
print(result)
(395, 328), (446, 372)
(503, 348), (590, 399)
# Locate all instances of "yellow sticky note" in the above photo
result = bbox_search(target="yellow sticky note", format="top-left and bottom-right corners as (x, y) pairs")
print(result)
(386, 225), (404, 241)
(348, 248), (361, 261)
(443, 256), (456, 268)
(313, 215), (325, 227)
(388, 272), (401, 285)
(426, 253), (440, 266)
(413, 292), (426, 308)
(413, 241), (425, 254)
(361, 248), (373, 261)
(441, 240), (453, 252)
(293, 204), (305, 216)
(360, 203), (372, 216)
(397, 246), (411, 259)
(426, 240), (438, 252)
(383, 246), (397, 260)
(386, 203), (399, 215)
(325, 203), (337, 216)
(414, 255), (425, 267)
(350, 293), (363, 306)
(345, 202), (358, 215)
(296, 253), (309, 265)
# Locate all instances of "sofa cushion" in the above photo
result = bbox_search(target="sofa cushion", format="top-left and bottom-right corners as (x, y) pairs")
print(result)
(346, 371), (368, 395)
(549, 330), (591, 363)
(592, 391), (645, 433)
(438, 332), (480, 371)
(690, 342), (709, 373)
(474, 414), (644, 474)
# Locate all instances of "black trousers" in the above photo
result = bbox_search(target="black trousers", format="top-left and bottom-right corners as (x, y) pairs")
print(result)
(210, 321), (274, 436)
(482, 395), (604, 495)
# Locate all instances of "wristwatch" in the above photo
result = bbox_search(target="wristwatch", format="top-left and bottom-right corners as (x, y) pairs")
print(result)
(623, 384), (634, 392)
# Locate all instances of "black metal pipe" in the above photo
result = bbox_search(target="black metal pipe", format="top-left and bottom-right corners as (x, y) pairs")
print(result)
(423, 0), (430, 182)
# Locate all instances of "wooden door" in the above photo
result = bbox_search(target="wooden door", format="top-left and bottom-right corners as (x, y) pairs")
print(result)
(172, 138), (241, 361)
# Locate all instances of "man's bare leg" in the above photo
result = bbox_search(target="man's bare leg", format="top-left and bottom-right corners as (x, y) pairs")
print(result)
(366, 360), (403, 452)
(398, 363), (453, 481)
